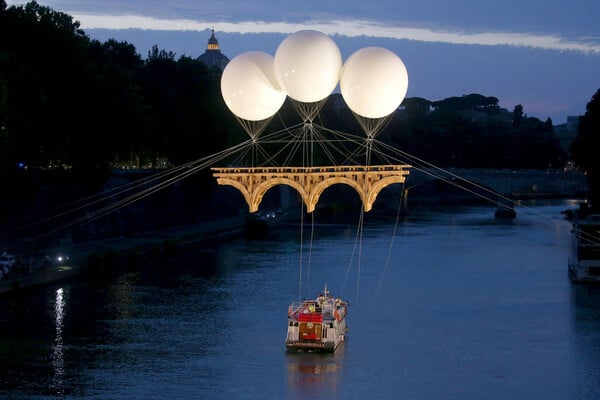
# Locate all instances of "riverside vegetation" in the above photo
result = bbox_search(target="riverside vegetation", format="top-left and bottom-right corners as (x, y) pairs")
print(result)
(1, 1), (599, 239)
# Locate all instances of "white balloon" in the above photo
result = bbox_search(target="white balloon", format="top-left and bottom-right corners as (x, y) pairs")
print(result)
(221, 51), (286, 121)
(340, 47), (409, 119)
(274, 30), (342, 103)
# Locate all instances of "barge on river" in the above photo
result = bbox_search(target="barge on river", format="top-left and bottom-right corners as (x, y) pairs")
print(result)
(569, 213), (600, 283)
(285, 286), (348, 352)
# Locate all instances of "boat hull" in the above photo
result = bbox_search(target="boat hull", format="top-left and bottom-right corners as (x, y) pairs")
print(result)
(285, 317), (347, 352)
(568, 213), (600, 284)
(285, 288), (348, 352)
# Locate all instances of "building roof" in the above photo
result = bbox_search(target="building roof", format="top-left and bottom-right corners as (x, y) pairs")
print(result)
(198, 29), (230, 71)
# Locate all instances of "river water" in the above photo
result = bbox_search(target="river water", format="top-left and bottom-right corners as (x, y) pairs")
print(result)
(1, 199), (600, 400)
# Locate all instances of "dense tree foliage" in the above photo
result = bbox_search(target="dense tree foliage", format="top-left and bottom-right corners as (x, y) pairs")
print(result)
(0, 1), (243, 223)
(570, 88), (600, 208)
(0, 2), (575, 201)
(378, 94), (565, 169)
(0, 2), (571, 176)
(0, 0), (590, 242)
(0, 2), (241, 176)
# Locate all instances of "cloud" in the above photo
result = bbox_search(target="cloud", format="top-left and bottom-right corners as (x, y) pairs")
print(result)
(73, 14), (600, 54)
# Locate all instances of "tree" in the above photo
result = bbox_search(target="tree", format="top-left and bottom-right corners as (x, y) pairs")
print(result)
(512, 104), (524, 127)
(570, 88), (600, 208)
(87, 38), (146, 167)
(0, 1), (99, 171)
(0, 78), (9, 181)
(401, 97), (432, 118)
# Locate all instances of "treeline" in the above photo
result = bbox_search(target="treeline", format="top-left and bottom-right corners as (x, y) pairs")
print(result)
(0, 1), (242, 183)
(311, 93), (565, 169)
(385, 95), (565, 169)
(0, 1), (571, 181)
(0, 1), (570, 180)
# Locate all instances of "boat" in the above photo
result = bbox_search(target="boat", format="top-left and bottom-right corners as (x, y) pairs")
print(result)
(244, 209), (284, 238)
(285, 286), (348, 352)
(568, 213), (600, 283)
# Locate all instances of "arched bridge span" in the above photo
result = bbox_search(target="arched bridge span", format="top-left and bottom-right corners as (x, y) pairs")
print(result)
(211, 165), (411, 213)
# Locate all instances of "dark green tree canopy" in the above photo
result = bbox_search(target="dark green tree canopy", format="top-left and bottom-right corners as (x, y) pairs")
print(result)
(401, 97), (432, 118)
(0, 1), (576, 180)
(512, 104), (524, 127)
(570, 88), (600, 207)
(431, 94), (499, 113)
(0, 1), (232, 175)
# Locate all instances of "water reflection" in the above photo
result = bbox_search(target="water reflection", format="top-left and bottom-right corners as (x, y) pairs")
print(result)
(286, 344), (345, 398)
(571, 284), (600, 308)
(5, 201), (600, 399)
(570, 284), (600, 399)
(50, 287), (66, 396)
(109, 273), (138, 321)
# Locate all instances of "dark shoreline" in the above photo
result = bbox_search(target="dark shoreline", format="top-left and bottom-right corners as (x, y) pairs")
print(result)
(0, 188), (589, 296)
(0, 216), (246, 295)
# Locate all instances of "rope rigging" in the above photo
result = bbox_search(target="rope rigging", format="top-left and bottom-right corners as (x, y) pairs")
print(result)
(2, 107), (596, 280)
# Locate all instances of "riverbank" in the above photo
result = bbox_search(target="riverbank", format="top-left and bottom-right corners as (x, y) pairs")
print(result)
(0, 216), (246, 295)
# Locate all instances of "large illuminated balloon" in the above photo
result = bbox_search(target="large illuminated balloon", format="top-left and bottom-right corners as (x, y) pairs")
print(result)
(221, 51), (286, 121)
(274, 30), (342, 103)
(340, 47), (409, 119)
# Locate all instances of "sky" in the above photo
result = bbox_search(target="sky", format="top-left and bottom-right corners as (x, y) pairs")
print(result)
(6, 0), (600, 124)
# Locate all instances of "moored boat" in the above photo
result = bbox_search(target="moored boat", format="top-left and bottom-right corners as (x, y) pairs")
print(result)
(285, 286), (348, 352)
(568, 213), (600, 283)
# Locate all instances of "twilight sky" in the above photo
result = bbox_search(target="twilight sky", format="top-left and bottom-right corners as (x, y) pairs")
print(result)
(7, 0), (600, 123)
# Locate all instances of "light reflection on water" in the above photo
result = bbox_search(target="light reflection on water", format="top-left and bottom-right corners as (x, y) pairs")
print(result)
(286, 346), (345, 399)
(50, 288), (65, 397)
(1, 200), (600, 399)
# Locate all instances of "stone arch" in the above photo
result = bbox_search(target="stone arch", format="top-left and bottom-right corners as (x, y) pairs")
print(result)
(216, 178), (252, 210)
(251, 177), (309, 213)
(307, 177), (367, 213)
(365, 176), (407, 211)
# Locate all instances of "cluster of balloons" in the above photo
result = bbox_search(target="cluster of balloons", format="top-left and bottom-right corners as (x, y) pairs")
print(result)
(220, 30), (409, 125)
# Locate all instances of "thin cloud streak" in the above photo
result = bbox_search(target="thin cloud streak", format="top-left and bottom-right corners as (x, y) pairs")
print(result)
(74, 14), (600, 54)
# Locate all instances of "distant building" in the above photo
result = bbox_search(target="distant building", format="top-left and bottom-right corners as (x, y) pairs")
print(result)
(198, 29), (229, 71)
